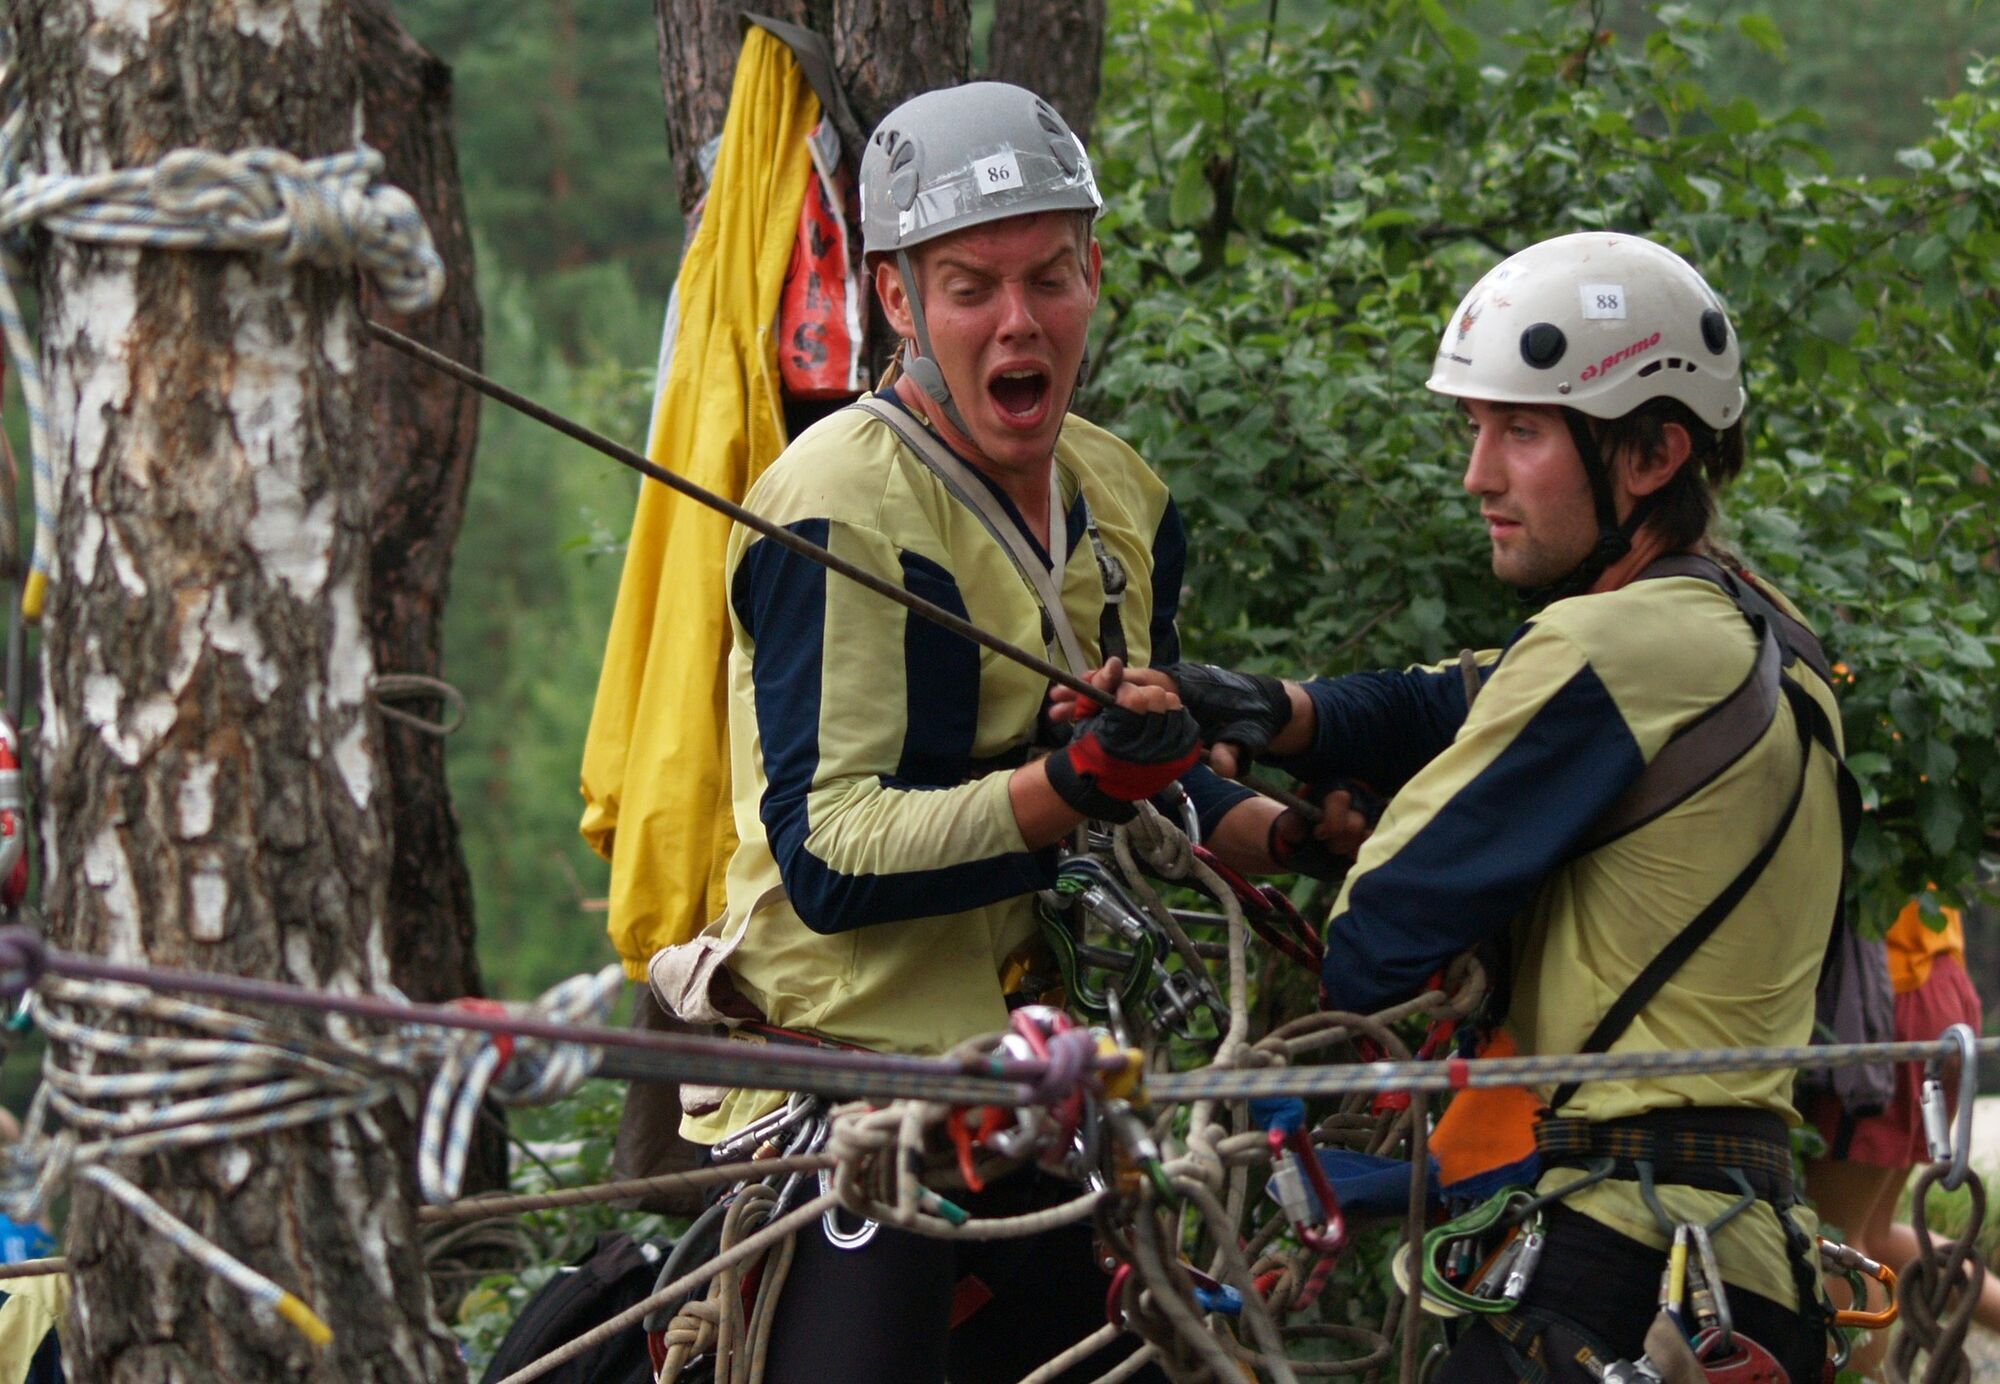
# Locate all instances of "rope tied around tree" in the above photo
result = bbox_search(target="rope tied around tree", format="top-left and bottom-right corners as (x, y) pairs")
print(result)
(0, 24), (445, 618)
(1, 962), (620, 1350)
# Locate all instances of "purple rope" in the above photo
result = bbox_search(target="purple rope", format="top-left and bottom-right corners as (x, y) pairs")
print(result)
(0, 929), (1131, 1107)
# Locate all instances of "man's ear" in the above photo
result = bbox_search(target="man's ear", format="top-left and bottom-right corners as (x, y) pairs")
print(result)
(1624, 420), (1693, 498)
(874, 257), (915, 342)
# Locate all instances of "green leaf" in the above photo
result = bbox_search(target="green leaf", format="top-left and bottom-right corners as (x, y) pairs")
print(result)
(1736, 13), (1786, 58)
(1917, 784), (1966, 855)
(1168, 157), (1215, 228)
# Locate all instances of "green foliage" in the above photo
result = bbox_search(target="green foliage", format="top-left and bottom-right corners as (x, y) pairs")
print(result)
(1088, 0), (2000, 927)
(453, 1080), (677, 1372)
(440, 255), (655, 998)
(397, 0), (684, 331)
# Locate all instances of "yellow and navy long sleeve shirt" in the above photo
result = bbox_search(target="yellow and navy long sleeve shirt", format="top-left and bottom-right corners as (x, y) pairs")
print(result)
(686, 400), (1246, 1141)
(1281, 571), (1845, 1308)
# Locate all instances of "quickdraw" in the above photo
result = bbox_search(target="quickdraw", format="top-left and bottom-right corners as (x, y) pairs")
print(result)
(1039, 854), (1228, 1045)
(1190, 844), (1324, 974)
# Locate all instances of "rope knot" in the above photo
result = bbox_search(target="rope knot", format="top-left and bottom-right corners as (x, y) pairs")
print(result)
(1030, 1026), (1098, 1106)
(147, 146), (444, 313)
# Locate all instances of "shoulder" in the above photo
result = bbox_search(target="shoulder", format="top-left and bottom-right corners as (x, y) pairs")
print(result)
(1520, 576), (1760, 745)
(743, 407), (906, 532)
(1057, 414), (1171, 531)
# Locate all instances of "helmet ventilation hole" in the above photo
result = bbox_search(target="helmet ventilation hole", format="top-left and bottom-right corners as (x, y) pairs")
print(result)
(1637, 361), (1664, 378)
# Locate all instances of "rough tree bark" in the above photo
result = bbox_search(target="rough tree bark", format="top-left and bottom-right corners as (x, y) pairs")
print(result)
(988, 0), (1106, 143)
(20, 2), (462, 1378)
(653, 0), (973, 218)
(349, 0), (505, 1198)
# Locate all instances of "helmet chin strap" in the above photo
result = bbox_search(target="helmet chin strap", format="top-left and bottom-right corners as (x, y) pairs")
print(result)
(895, 250), (973, 438)
(1513, 409), (1657, 607)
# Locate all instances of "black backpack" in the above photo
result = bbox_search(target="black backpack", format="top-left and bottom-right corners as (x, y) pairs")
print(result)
(480, 1232), (664, 1384)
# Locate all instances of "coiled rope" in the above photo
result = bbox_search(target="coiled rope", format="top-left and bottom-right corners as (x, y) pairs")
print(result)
(2, 962), (622, 1349)
(0, 25), (444, 618)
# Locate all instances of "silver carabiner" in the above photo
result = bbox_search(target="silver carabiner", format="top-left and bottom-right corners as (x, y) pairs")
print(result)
(1926, 1022), (1979, 1191)
(817, 1167), (880, 1251)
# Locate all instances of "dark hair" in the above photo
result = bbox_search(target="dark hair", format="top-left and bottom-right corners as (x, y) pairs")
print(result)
(1591, 398), (1745, 551)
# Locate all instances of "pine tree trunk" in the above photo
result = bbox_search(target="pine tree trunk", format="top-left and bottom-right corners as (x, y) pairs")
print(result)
(349, 0), (505, 1199)
(18, 2), (462, 1377)
(653, 0), (973, 217)
(988, 0), (1105, 143)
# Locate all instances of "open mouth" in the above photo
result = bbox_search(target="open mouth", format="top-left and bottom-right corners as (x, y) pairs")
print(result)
(988, 368), (1050, 419)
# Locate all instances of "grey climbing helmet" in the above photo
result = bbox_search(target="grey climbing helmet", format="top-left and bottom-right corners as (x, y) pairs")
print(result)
(860, 83), (1102, 433)
(860, 82), (1102, 257)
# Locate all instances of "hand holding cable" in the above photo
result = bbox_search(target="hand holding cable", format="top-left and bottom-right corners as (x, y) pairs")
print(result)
(1267, 780), (1380, 881)
(1043, 663), (1200, 824)
(1155, 662), (1294, 776)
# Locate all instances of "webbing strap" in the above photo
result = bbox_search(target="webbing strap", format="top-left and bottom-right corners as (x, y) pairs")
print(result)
(850, 395), (1091, 676)
(1548, 670), (1816, 1115)
(1578, 617), (1781, 851)
(1638, 553), (1834, 685)
(1534, 1114), (1795, 1194)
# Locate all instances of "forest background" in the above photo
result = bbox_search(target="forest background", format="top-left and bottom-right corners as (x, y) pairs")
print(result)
(383, 0), (1998, 1003)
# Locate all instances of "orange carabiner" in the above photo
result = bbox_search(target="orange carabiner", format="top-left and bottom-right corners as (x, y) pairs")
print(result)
(1821, 1239), (1899, 1330)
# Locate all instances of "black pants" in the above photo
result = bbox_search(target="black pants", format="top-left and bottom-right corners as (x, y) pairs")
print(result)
(762, 1172), (1166, 1384)
(1435, 1205), (1824, 1383)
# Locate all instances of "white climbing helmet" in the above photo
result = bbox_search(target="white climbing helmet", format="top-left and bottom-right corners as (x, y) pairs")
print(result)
(859, 82), (1102, 258)
(1424, 232), (1745, 430)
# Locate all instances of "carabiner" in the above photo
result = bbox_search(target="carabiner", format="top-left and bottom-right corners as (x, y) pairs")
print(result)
(1923, 1022), (1979, 1191)
(1257, 1099), (1345, 1256)
(1820, 1238), (1900, 1330)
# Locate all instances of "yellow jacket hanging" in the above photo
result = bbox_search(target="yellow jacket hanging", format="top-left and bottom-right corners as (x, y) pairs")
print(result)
(579, 28), (819, 975)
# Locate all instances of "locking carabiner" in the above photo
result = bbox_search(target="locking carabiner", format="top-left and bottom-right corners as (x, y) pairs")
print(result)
(1921, 1022), (1979, 1191)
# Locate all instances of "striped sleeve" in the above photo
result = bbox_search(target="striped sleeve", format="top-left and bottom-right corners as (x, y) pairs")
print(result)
(731, 519), (1056, 934)
(1319, 623), (1645, 1013)
(1275, 660), (1482, 794)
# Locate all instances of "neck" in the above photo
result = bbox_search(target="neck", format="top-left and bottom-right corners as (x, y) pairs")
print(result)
(1590, 524), (1685, 593)
(892, 374), (1055, 536)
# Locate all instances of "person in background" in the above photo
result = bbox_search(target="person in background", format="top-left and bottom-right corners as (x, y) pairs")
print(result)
(1805, 898), (1998, 1375)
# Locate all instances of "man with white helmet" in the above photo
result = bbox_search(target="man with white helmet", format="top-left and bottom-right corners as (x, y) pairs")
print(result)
(679, 82), (1220, 1382)
(1130, 234), (1850, 1379)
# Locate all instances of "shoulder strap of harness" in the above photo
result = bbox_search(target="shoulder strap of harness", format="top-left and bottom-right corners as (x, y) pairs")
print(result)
(849, 395), (1127, 676)
(1548, 556), (1858, 1114)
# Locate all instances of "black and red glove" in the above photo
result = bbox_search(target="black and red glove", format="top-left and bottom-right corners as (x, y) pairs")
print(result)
(1044, 701), (1202, 823)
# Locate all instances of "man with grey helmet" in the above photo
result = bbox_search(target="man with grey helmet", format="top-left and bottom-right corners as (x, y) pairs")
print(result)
(684, 82), (1235, 1382)
(1096, 234), (1850, 1380)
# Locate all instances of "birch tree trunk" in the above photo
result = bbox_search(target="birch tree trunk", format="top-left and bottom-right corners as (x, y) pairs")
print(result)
(18, 1), (462, 1377)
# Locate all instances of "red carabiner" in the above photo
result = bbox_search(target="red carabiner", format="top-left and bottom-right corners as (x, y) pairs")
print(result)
(1268, 1125), (1346, 1256)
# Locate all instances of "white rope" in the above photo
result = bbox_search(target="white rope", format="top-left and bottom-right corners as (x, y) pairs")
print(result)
(6, 966), (611, 1348)
(0, 25), (444, 618)
(416, 964), (623, 1204)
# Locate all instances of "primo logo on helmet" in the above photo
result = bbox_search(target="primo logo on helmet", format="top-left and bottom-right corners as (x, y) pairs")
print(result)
(1577, 331), (1662, 382)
